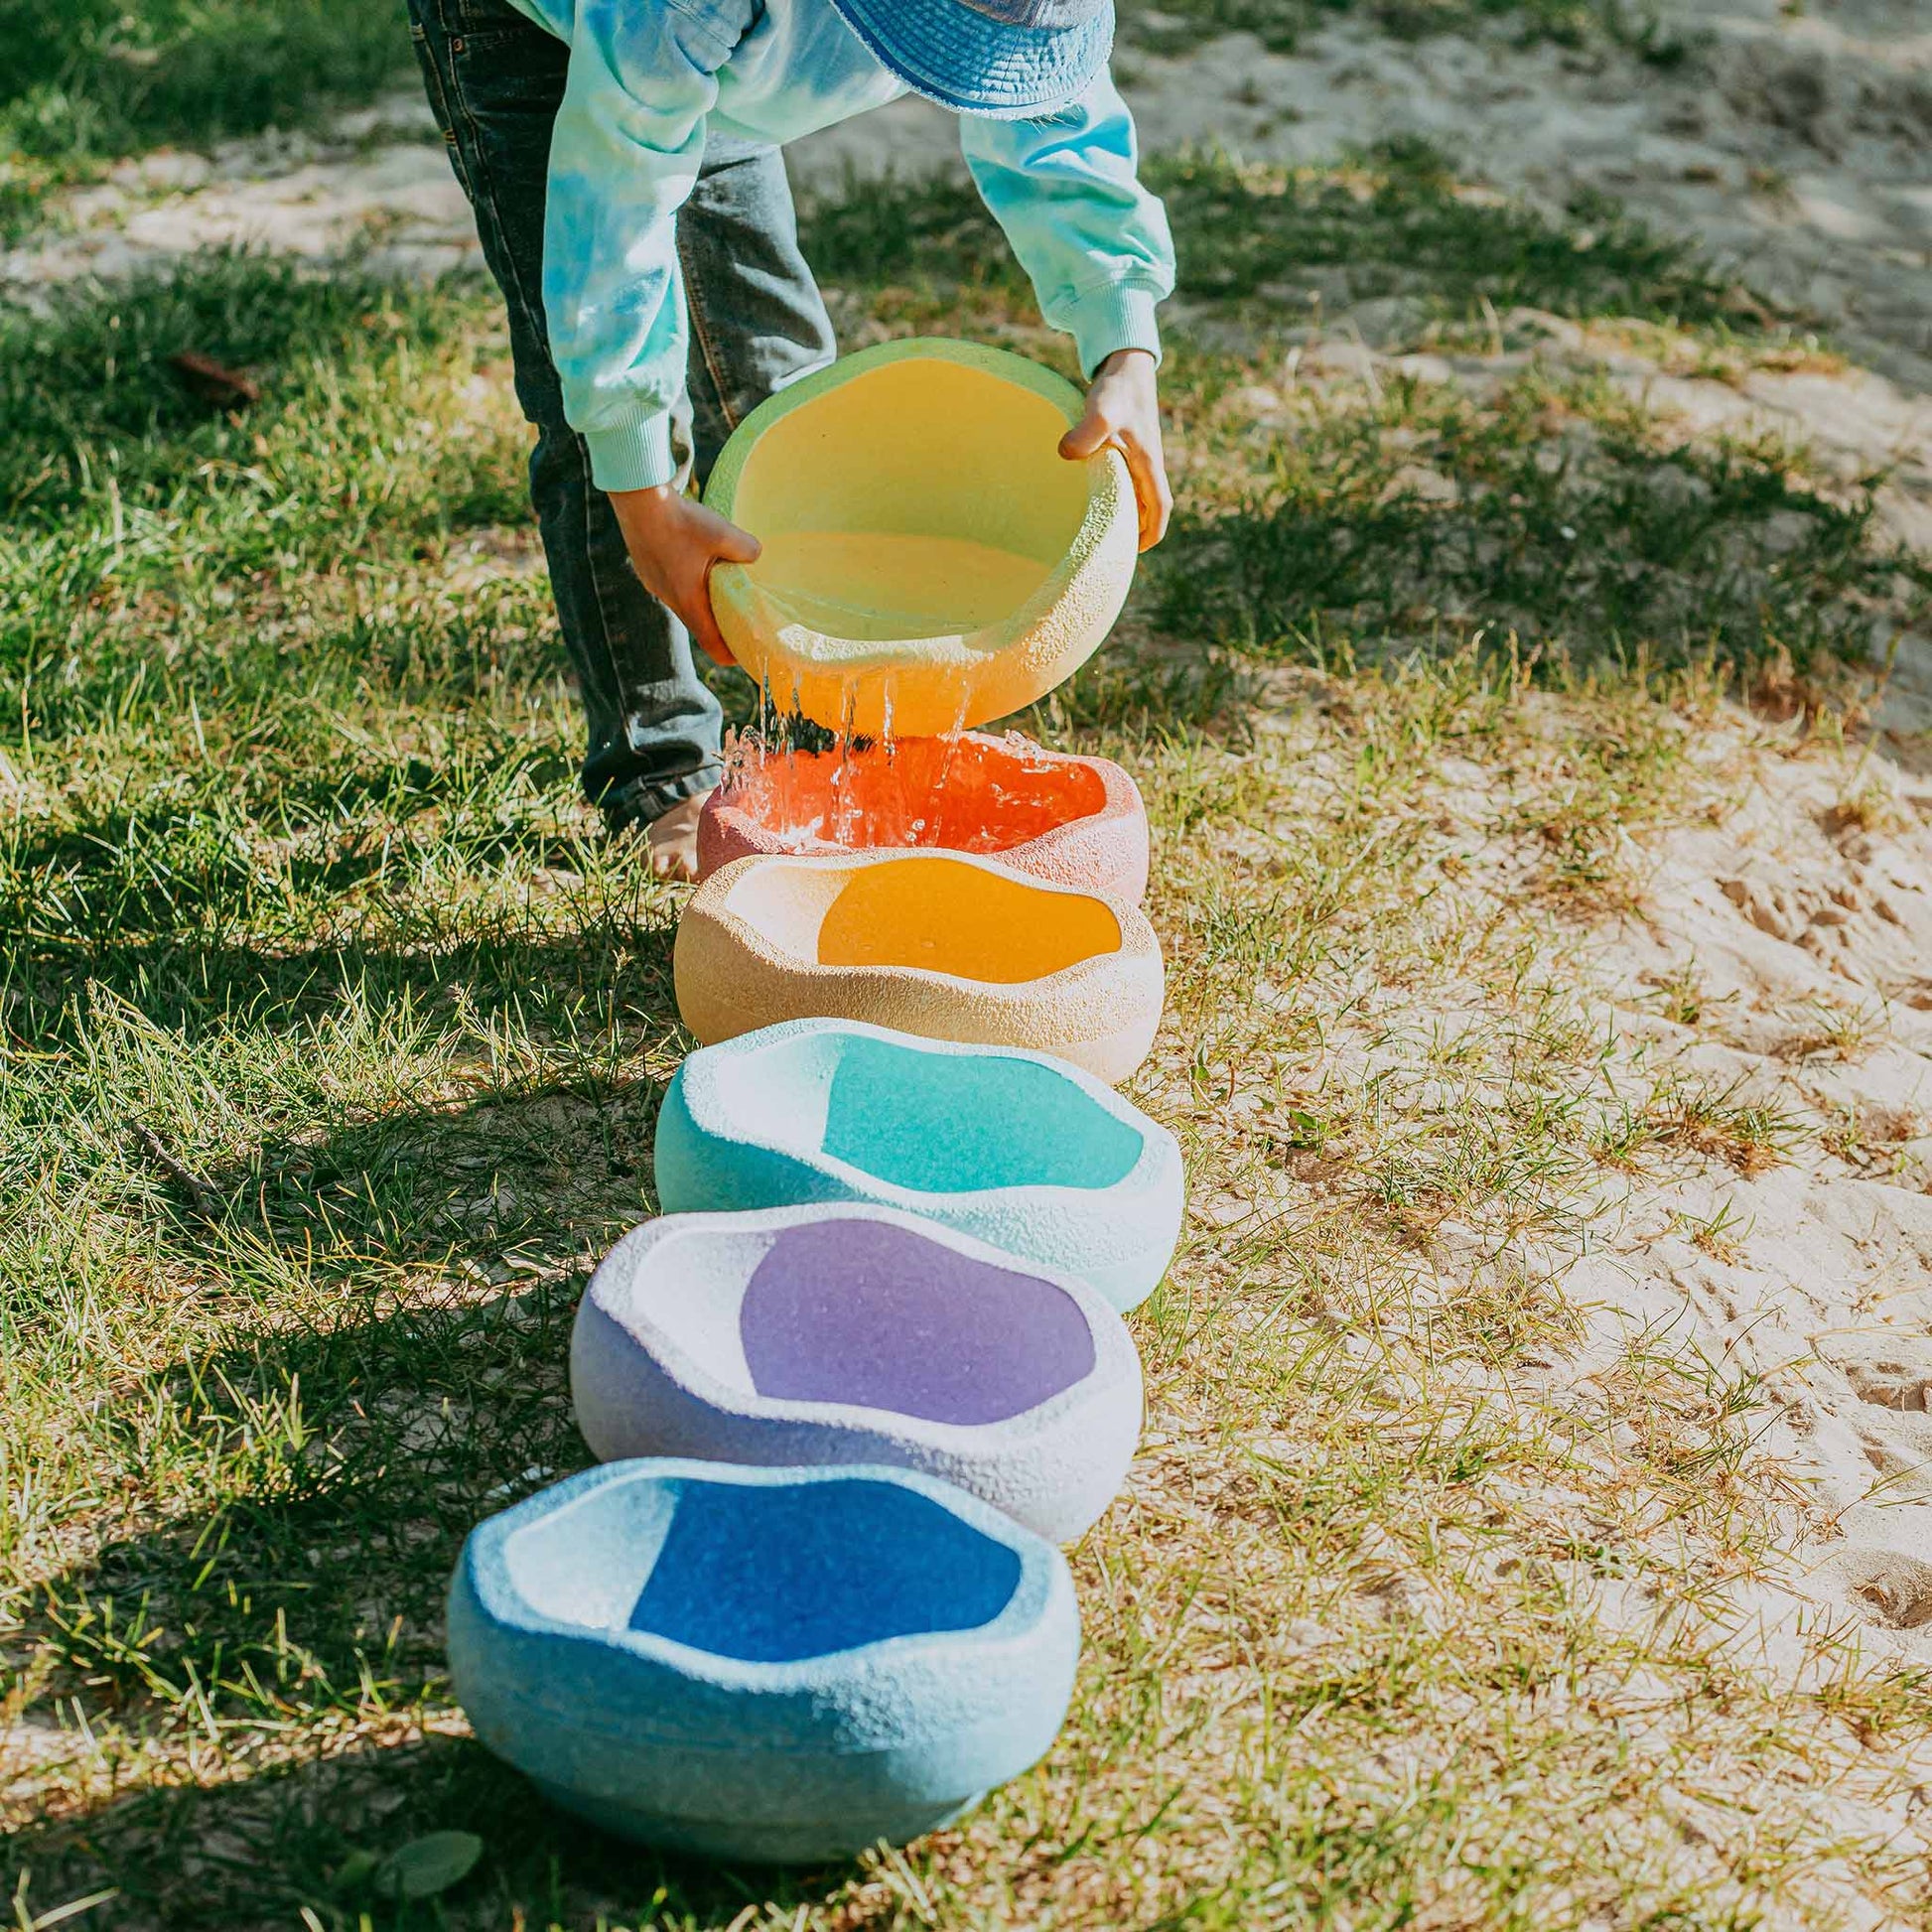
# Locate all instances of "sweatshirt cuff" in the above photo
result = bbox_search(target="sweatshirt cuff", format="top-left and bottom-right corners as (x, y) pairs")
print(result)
(1067, 282), (1165, 379)
(584, 413), (678, 494)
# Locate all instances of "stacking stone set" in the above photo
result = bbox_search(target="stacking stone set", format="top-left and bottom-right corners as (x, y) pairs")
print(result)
(446, 343), (1179, 1863)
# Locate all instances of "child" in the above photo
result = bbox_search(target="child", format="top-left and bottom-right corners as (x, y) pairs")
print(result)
(408, 0), (1175, 877)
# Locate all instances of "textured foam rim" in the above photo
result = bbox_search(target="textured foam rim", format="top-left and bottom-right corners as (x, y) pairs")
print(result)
(597, 1206), (1113, 1435)
(465, 1458), (1064, 1690)
(708, 849), (1139, 987)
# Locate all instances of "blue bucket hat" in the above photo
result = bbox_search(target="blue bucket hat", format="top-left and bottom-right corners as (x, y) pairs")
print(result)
(826, 0), (1115, 117)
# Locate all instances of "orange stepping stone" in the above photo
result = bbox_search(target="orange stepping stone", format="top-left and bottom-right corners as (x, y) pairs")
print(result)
(674, 851), (1163, 1083)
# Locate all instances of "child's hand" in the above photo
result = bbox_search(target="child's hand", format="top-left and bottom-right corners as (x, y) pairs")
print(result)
(1059, 347), (1172, 551)
(609, 484), (760, 666)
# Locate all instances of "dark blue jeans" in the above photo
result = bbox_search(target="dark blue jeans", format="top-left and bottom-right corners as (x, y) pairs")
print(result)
(406, 0), (837, 824)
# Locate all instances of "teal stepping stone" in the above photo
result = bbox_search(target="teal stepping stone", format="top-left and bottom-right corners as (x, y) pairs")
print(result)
(447, 1459), (1078, 1863)
(653, 1019), (1184, 1311)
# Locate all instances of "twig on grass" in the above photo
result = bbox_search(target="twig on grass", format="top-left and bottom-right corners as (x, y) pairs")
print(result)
(130, 1121), (215, 1220)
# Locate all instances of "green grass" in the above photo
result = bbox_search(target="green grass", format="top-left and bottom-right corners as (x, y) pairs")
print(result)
(4, 159), (1932, 1930)
(1146, 359), (1917, 678)
(806, 145), (1754, 330)
(0, 0), (413, 241)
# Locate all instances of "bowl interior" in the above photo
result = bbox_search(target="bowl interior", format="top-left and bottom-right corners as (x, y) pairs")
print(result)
(723, 1028), (1146, 1194)
(506, 1472), (1022, 1663)
(725, 856), (1120, 983)
(718, 734), (1109, 855)
(730, 357), (1088, 644)
(817, 859), (1118, 981)
(641, 1216), (1096, 1425)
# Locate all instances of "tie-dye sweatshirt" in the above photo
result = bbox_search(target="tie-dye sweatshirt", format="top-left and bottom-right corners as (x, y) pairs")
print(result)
(501, 0), (1174, 493)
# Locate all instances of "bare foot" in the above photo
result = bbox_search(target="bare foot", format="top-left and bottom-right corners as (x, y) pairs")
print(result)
(644, 789), (711, 882)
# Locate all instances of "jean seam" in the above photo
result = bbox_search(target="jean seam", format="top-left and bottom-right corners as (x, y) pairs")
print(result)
(611, 761), (726, 825)
(434, 9), (647, 775)
(416, 9), (747, 807)
(678, 220), (743, 437)
(444, 27), (531, 51)
(578, 437), (639, 764)
(443, 45), (546, 344)
(439, 21), (647, 757)
(410, 24), (474, 194)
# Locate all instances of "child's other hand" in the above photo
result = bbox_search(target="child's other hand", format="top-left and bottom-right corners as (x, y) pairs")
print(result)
(609, 484), (759, 666)
(1059, 346), (1171, 551)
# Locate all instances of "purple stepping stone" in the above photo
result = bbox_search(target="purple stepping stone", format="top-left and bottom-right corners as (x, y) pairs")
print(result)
(739, 1219), (1097, 1427)
(570, 1204), (1145, 1540)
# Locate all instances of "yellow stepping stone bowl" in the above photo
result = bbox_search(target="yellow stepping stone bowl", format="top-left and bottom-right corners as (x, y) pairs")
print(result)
(704, 340), (1138, 739)
(674, 851), (1165, 1084)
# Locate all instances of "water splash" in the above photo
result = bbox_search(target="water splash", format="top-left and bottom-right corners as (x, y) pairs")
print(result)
(715, 723), (1102, 856)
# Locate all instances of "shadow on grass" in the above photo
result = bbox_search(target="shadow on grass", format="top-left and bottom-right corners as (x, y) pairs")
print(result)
(176, 1062), (667, 1271)
(802, 140), (1764, 335)
(12, 1068), (674, 1722)
(17, 1278), (585, 1702)
(4, 1725), (871, 1930)
(8, 890), (680, 1051)
(1, 1234), (879, 1927)
(7, 794), (603, 964)
(7, 1249), (881, 1929)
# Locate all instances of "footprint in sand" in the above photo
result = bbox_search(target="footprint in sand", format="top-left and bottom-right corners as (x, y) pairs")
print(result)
(1814, 1548), (1932, 1633)
(1818, 1332), (1932, 1412)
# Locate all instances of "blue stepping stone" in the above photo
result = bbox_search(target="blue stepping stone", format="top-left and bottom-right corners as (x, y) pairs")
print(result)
(571, 1205), (1143, 1540)
(653, 1019), (1184, 1311)
(447, 1459), (1078, 1863)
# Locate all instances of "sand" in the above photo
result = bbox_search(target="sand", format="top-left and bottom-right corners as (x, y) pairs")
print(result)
(1568, 718), (1932, 1657)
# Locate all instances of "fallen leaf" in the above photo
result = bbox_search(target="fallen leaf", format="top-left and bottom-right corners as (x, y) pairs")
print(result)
(372, 1832), (483, 1901)
(169, 350), (261, 410)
